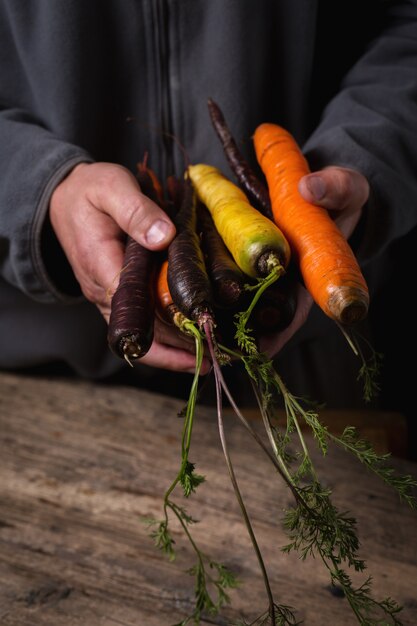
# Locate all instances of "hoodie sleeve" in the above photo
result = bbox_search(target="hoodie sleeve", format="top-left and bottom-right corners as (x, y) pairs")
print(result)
(303, 2), (417, 265)
(0, 2), (94, 304)
(0, 112), (93, 303)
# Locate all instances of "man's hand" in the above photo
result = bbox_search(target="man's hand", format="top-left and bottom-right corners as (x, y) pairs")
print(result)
(139, 315), (209, 373)
(50, 162), (175, 318)
(259, 166), (369, 357)
(49, 162), (210, 373)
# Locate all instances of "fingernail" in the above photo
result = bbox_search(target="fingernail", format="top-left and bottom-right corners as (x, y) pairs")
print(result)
(145, 220), (171, 245)
(306, 176), (326, 201)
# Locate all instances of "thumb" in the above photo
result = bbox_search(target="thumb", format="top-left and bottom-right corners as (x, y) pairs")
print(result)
(94, 163), (176, 250)
(298, 166), (369, 213)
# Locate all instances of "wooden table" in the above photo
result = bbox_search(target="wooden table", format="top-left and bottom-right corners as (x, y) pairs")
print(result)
(0, 371), (416, 625)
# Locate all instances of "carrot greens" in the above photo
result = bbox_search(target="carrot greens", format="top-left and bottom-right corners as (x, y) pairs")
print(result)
(333, 322), (384, 404)
(144, 317), (240, 625)
(146, 183), (413, 624)
(234, 267), (283, 355)
(232, 323), (416, 625)
(107, 134), (415, 626)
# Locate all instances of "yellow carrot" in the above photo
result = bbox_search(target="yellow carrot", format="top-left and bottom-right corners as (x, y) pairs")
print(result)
(188, 164), (290, 279)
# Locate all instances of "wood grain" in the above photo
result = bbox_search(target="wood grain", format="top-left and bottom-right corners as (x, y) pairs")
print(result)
(0, 372), (416, 625)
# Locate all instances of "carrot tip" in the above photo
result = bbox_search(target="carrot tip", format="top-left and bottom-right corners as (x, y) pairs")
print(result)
(257, 252), (286, 278)
(328, 286), (369, 325)
(120, 335), (148, 361)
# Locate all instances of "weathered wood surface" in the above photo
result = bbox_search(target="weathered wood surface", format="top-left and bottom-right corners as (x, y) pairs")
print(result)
(0, 371), (416, 626)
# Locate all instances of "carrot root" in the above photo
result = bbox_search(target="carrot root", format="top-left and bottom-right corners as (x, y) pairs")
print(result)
(253, 122), (369, 325)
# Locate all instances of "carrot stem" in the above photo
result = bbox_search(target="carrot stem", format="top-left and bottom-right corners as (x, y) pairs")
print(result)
(180, 323), (204, 460)
(235, 267), (282, 354)
(207, 330), (277, 623)
(160, 321), (204, 505)
(207, 98), (273, 219)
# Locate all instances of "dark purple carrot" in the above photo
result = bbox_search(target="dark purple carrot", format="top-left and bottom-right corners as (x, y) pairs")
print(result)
(197, 202), (246, 309)
(107, 237), (156, 363)
(166, 175), (185, 215)
(207, 98), (272, 219)
(167, 177), (214, 326)
(108, 159), (164, 363)
(252, 274), (297, 333)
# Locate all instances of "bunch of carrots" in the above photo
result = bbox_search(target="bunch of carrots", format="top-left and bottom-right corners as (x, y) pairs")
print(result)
(107, 101), (416, 626)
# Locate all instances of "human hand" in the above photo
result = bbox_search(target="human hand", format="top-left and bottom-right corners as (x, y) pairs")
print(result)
(50, 162), (209, 373)
(259, 166), (370, 357)
(138, 315), (211, 373)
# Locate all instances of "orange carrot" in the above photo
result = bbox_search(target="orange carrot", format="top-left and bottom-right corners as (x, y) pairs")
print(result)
(253, 123), (369, 324)
(156, 258), (205, 345)
(156, 260), (173, 314)
(155, 259), (187, 330)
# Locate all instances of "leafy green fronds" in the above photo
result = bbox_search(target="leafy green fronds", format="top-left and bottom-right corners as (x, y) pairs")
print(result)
(265, 365), (416, 509)
(292, 454), (314, 483)
(235, 318), (258, 355)
(301, 410), (329, 456)
(180, 461), (206, 498)
(337, 324), (383, 403)
(176, 559), (239, 626)
(283, 482), (364, 571)
(231, 602), (300, 625)
(157, 497), (239, 626)
(174, 504), (199, 526)
(330, 567), (403, 625)
(234, 269), (281, 354)
(190, 561), (218, 617)
(144, 517), (176, 561)
(282, 481), (404, 624)
(210, 561), (240, 595)
(163, 323), (206, 504)
(333, 426), (417, 509)
(357, 349), (383, 404)
(242, 354), (275, 389)
(148, 275), (410, 626)
(230, 324), (410, 624)
(270, 423), (296, 465)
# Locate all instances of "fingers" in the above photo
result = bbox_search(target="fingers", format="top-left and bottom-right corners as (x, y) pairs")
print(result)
(153, 316), (195, 353)
(48, 161), (212, 376)
(257, 167), (370, 359)
(49, 162), (177, 315)
(258, 284), (314, 357)
(84, 236), (126, 321)
(298, 166), (369, 239)
(298, 166), (369, 213)
(139, 318), (211, 374)
(140, 342), (211, 374)
(88, 163), (176, 250)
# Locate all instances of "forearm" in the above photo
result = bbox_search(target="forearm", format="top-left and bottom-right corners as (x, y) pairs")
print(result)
(303, 4), (417, 263)
(0, 109), (93, 302)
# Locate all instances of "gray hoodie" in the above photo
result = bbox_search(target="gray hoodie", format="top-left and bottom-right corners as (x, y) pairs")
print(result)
(1, 0), (417, 392)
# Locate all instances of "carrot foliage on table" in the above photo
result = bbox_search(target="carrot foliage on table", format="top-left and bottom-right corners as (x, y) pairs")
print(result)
(106, 114), (416, 626)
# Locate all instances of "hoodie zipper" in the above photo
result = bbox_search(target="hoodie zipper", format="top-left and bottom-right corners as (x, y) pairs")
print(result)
(153, 0), (174, 181)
